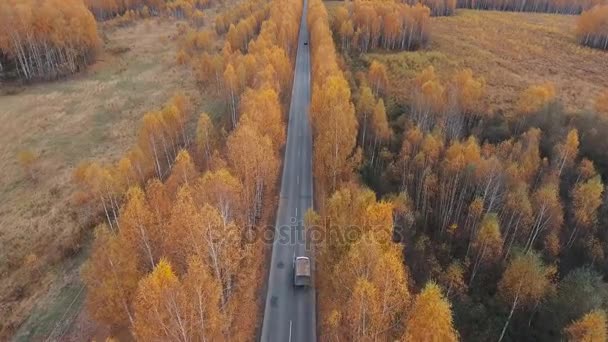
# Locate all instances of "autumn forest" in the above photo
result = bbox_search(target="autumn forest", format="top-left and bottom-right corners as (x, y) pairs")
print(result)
(1, 0), (608, 340)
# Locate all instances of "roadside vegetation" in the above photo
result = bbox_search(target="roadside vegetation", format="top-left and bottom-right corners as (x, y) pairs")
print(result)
(76, 0), (302, 339)
(307, 0), (456, 340)
(316, 1), (608, 341)
(0, 3), (221, 340)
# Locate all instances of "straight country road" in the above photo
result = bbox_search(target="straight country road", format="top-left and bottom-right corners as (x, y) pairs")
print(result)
(260, 0), (315, 340)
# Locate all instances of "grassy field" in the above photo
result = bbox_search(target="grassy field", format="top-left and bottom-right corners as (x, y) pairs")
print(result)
(329, 5), (608, 116)
(0, 17), (206, 340)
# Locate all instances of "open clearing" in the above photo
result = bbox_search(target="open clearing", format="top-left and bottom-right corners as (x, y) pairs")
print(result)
(0, 17), (211, 340)
(337, 8), (608, 116)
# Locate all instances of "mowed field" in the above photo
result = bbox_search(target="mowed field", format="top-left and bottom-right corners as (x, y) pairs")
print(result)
(0, 18), (203, 340)
(331, 5), (608, 116)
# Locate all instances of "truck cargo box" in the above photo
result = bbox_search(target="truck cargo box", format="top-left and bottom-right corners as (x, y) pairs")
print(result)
(294, 256), (311, 287)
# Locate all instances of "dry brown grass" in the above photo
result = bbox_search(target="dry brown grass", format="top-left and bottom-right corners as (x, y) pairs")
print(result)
(354, 9), (608, 116)
(0, 17), (202, 340)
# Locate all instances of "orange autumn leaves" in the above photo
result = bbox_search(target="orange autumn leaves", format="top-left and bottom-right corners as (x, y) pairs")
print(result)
(577, 4), (608, 50)
(85, 0), (216, 20)
(309, 1), (458, 340)
(79, 0), (303, 339)
(409, 65), (486, 135)
(186, 0), (298, 115)
(0, 0), (100, 81)
(309, 0), (359, 198)
(226, 7), (269, 53)
(73, 94), (191, 232)
(496, 252), (555, 341)
(214, 0), (267, 34)
(515, 82), (556, 115)
(219, 0), (301, 222)
(404, 282), (459, 342)
(332, 0), (431, 52)
(132, 258), (223, 341)
(82, 180), (257, 340)
(565, 310), (608, 342)
(310, 186), (458, 341)
(458, 0), (605, 14)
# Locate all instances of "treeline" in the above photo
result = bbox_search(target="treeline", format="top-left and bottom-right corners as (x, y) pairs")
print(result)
(0, 0), (100, 81)
(177, 0), (297, 133)
(208, 0), (301, 221)
(214, 0), (268, 34)
(176, 1), (269, 64)
(79, 0), (302, 338)
(191, 2), (299, 128)
(308, 0), (359, 201)
(350, 51), (608, 338)
(577, 4), (608, 49)
(406, 0), (457, 16)
(226, 3), (270, 52)
(85, 0), (216, 20)
(408, 66), (487, 138)
(332, 0), (431, 52)
(457, 0), (606, 14)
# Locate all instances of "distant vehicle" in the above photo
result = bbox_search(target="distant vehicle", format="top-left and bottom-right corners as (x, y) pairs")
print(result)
(304, 41), (308, 45)
(294, 256), (311, 287)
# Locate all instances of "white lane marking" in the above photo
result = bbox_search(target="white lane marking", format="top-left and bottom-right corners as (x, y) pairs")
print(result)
(308, 68), (310, 84)
(297, 175), (300, 185)
(289, 320), (293, 342)
(295, 207), (298, 217)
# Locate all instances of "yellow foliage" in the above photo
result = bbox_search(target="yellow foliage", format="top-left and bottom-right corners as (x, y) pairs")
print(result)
(335, 0), (430, 51)
(572, 176), (604, 228)
(516, 82), (556, 115)
(473, 213), (503, 261)
(577, 5), (608, 49)
(565, 310), (607, 342)
(498, 252), (553, 308)
(404, 282), (459, 342)
(372, 99), (391, 142)
(165, 149), (197, 197)
(239, 87), (286, 148)
(227, 124), (279, 223)
(441, 262), (467, 297)
(369, 60), (389, 95)
(0, 0), (100, 80)
(81, 225), (141, 326)
(450, 68), (486, 115)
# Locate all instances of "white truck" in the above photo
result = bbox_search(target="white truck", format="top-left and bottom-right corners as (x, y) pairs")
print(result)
(293, 256), (311, 287)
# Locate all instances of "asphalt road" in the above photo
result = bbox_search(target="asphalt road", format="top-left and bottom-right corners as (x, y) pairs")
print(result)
(260, 0), (316, 341)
